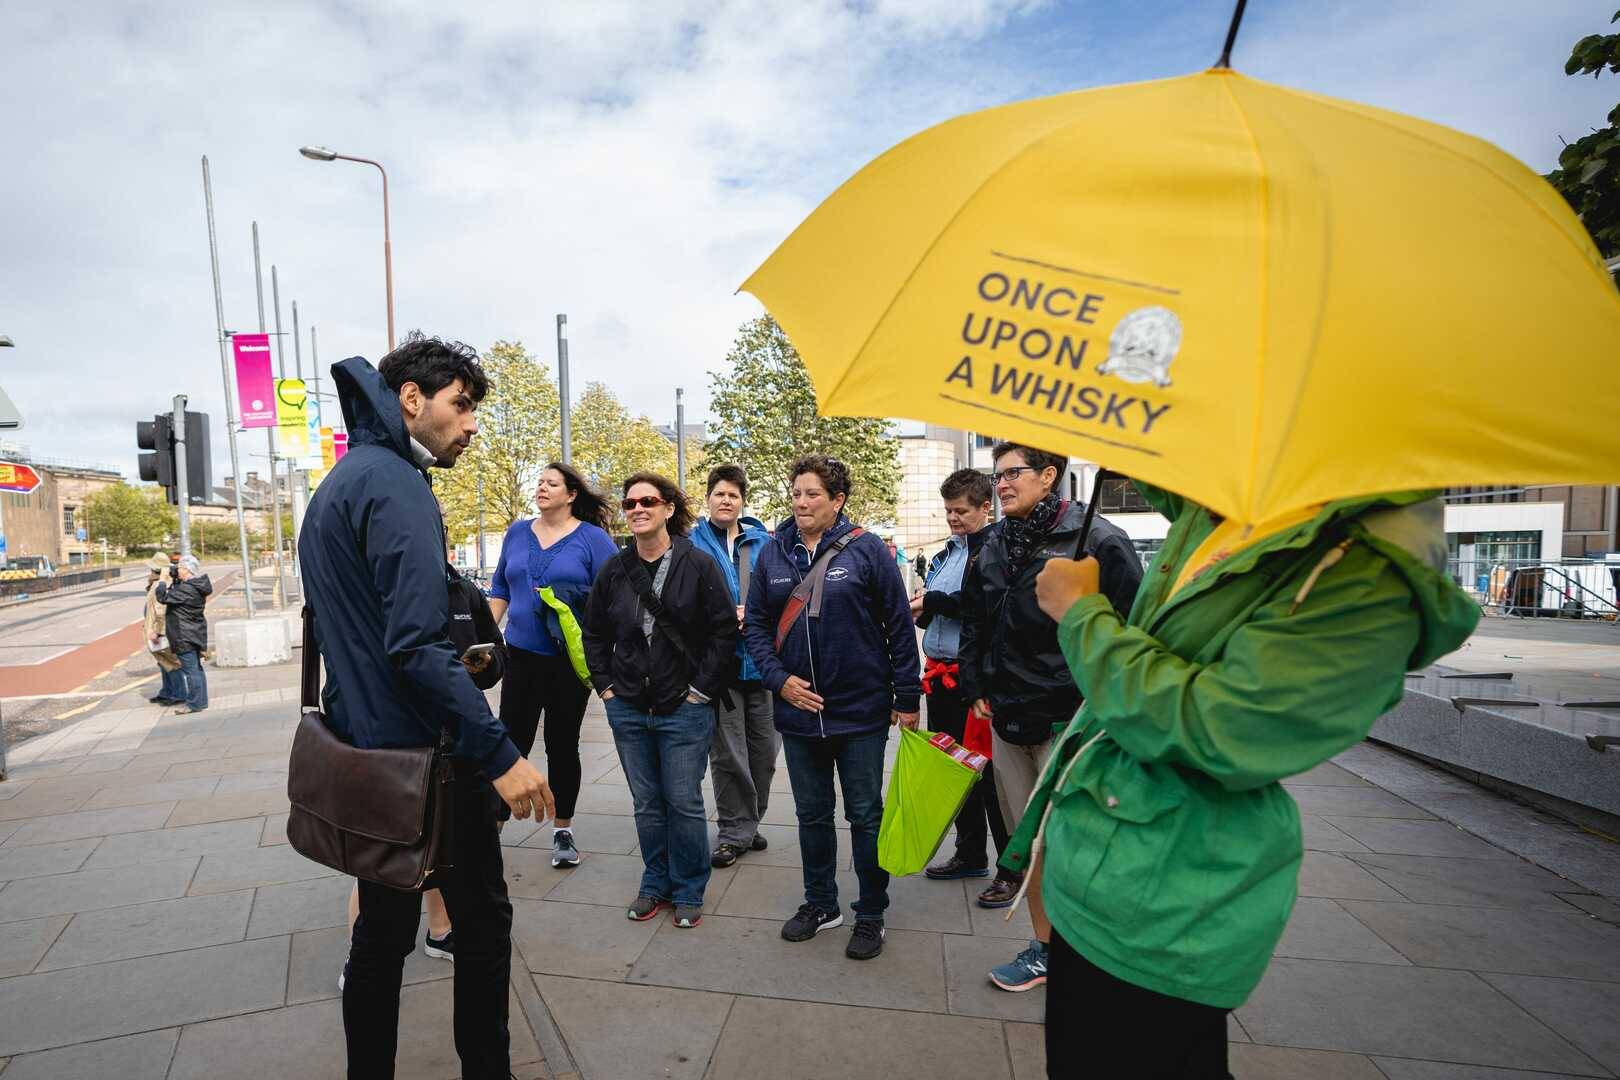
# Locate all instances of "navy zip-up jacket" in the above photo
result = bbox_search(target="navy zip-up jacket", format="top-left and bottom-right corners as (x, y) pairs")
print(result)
(743, 515), (921, 739)
(298, 356), (521, 779)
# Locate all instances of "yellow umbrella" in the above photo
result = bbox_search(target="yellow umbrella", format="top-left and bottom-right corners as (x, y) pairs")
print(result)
(742, 67), (1620, 528)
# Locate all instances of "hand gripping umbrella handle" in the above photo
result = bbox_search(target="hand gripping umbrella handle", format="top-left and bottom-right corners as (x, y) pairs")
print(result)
(1073, 468), (1110, 558)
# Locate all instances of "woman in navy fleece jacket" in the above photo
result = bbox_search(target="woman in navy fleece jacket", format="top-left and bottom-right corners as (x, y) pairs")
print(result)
(743, 455), (920, 961)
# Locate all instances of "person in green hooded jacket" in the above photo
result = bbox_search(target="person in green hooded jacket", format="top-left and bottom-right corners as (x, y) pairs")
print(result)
(1005, 484), (1478, 1079)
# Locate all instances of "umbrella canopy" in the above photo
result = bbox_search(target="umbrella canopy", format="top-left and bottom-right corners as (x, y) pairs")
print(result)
(742, 69), (1620, 527)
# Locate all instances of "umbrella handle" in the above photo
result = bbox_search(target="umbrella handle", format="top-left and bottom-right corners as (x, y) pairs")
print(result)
(1074, 468), (1110, 558)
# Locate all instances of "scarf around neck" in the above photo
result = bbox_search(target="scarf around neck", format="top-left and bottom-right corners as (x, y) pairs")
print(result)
(1002, 493), (1066, 572)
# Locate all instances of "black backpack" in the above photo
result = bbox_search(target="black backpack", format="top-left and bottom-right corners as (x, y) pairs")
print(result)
(446, 563), (506, 690)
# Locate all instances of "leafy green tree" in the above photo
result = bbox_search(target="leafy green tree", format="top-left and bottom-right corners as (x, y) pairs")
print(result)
(1547, 10), (1620, 286)
(705, 315), (901, 527)
(82, 483), (175, 552)
(434, 340), (561, 542)
(571, 382), (679, 526)
(192, 519), (258, 558)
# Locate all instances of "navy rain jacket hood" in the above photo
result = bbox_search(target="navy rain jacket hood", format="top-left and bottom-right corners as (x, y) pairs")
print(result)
(742, 514), (921, 739)
(298, 356), (520, 779)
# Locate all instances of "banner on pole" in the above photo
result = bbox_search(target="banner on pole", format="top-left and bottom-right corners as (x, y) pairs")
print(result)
(303, 397), (325, 468)
(232, 334), (275, 428)
(320, 427), (336, 470)
(333, 431), (348, 462)
(275, 378), (310, 461)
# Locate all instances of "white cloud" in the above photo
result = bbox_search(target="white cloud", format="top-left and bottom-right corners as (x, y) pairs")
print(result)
(0, 0), (1050, 479)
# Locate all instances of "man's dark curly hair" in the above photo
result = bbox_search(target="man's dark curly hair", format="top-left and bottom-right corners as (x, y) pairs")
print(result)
(378, 332), (490, 403)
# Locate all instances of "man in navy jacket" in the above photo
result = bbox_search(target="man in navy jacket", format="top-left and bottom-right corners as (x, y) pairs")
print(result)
(300, 336), (551, 1078)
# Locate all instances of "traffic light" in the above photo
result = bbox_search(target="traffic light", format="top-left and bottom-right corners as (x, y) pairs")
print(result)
(136, 411), (212, 505)
(137, 414), (175, 494)
(181, 411), (212, 505)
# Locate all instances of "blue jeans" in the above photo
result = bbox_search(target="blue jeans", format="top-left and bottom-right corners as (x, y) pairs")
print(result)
(158, 663), (187, 701)
(606, 697), (715, 907)
(782, 730), (889, 921)
(176, 649), (208, 710)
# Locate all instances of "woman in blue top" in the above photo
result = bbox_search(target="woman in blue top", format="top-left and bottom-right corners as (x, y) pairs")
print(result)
(489, 461), (621, 868)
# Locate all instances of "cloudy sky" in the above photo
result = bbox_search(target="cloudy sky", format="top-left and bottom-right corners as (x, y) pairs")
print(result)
(1, 1), (1612, 482)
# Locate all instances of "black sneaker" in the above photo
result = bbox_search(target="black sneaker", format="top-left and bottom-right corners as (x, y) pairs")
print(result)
(781, 903), (843, 942)
(424, 930), (454, 961)
(750, 833), (768, 852)
(149, 696), (181, 705)
(711, 843), (743, 868)
(846, 919), (885, 960)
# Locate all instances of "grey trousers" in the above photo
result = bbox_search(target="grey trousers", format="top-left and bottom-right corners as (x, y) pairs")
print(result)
(709, 681), (778, 848)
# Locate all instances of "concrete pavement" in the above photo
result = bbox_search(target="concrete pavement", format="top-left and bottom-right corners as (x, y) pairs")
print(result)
(0, 643), (1617, 1077)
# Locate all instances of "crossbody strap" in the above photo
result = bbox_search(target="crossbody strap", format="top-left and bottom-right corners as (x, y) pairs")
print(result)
(623, 551), (698, 667)
(301, 605), (320, 709)
(774, 527), (865, 651)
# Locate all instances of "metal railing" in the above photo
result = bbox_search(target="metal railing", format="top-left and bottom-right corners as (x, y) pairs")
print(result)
(1448, 557), (1619, 621)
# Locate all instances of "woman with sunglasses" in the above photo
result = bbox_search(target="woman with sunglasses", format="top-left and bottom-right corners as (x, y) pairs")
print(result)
(488, 462), (620, 868)
(582, 472), (738, 928)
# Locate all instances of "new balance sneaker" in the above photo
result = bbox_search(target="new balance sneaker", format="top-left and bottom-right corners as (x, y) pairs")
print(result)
(552, 828), (580, 868)
(989, 940), (1049, 992)
(924, 855), (990, 881)
(711, 843), (743, 869)
(627, 896), (668, 922)
(672, 904), (702, 928)
(845, 919), (885, 960)
(424, 930), (454, 961)
(976, 878), (1019, 909)
(750, 833), (768, 852)
(780, 903), (844, 942)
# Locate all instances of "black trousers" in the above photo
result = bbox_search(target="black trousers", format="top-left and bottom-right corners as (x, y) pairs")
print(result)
(344, 765), (513, 1080)
(500, 646), (591, 819)
(1047, 931), (1233, 1079)
(926, 679), (1014, 876)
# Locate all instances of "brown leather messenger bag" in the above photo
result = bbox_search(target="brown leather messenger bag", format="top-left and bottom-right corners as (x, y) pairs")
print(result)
(285, 606), (454, 891)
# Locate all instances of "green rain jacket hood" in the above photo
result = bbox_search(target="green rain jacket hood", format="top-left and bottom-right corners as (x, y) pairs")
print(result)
(1001, 486), (1478, 1009)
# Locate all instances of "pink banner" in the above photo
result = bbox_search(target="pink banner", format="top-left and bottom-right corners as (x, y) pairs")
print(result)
(333, 431), (348, 461)
(233, 334), (276, 428)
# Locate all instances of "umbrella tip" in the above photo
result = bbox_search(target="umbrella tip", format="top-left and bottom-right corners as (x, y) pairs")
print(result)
(1214, 0), (1249, 69)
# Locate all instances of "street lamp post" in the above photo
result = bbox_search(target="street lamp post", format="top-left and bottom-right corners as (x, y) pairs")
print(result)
(0, 335), (11, 781)
(299, 145), (394, 351)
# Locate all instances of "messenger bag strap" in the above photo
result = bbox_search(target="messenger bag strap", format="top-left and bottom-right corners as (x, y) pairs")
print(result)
(736, 536), (751, 610)
(623, 551), (698, 668)
(301, 605), (320, 710)
(774, 527), (864, 651)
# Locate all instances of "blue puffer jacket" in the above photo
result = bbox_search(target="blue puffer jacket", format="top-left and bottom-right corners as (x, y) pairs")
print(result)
(688, 514), (771, 683)
(743, 515), (921, 739)
(298, 357), (520, 779)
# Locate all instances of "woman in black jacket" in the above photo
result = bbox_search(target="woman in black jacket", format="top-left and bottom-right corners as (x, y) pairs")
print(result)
(583, 472), (737, 929)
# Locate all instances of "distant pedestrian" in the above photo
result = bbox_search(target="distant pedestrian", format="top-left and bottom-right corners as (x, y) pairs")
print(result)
(959, 443), (1142, 993)
(689, 463), (777, 869)
(488, 462), (620, 868)
(744, 454), (921, 961)
(143, 553), (184, 706)
(583, 472), (737, 929)
(300, 337), (552, 1079)
(912, 469), (1018, 905)
(155, 555), (211, 714)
